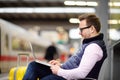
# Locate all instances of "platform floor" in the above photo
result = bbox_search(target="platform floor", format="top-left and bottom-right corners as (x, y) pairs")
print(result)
(0, 73), (8, 80)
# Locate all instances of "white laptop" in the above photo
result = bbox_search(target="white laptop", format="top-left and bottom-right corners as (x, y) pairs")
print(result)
(29, 42), (51, 67)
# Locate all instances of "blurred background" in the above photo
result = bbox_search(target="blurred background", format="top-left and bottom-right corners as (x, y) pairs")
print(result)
(0, 0), (120, 80)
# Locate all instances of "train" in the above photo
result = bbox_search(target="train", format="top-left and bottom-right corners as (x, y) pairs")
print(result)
(0, 18), (68, 73)
(0, 18), (52, 73)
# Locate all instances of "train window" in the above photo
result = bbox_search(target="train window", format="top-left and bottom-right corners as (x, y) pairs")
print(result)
(12, 37), (30, 51)
(11, 36), (45, 56)
(12, 37), (20, 50)
(5, 34), (9, 49)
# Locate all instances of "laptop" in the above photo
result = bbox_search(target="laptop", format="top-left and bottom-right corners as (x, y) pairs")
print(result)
(29, 42), (51, 67)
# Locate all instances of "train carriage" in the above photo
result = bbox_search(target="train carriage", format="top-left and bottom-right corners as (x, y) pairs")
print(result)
(0, 18), (52, 73)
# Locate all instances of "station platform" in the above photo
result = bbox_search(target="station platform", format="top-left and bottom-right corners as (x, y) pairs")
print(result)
(0, 73), (8, 80)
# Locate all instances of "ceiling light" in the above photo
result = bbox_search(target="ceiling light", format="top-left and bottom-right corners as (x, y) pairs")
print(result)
(64, 1), (98, 6)
(1, 7), (120, 14)
(109, 2), (120, 7)
(86, 2), (98, 6)
(75, 1), (86, 6)
(109, 20), (118, 24)
(113, 2), (120, 7)
(34, 7), (95, 13)
(110, 8), (120, 14)
(69, 18), (80, 24)
(109, 29), (120, 41)
(64, 1), (76, 5)
(118, 20), (120, 24)
(0, 7), (95, 13)
(108, 2), (113, 6)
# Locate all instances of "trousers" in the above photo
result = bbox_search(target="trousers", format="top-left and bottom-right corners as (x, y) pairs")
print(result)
(23, 61), (66, 80)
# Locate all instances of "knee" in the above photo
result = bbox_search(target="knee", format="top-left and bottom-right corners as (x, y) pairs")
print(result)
(27, 61), (37, 68)
(29, 61), (36, 65)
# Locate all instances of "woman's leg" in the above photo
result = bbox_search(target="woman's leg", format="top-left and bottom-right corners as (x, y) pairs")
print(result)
(23, 61), (52, 80)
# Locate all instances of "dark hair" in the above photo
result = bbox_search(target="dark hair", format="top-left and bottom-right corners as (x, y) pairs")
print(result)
(79, 13), (101, 32)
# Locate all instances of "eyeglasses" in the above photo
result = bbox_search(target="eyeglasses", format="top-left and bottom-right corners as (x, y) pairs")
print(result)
(79, 25), (92, 32)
